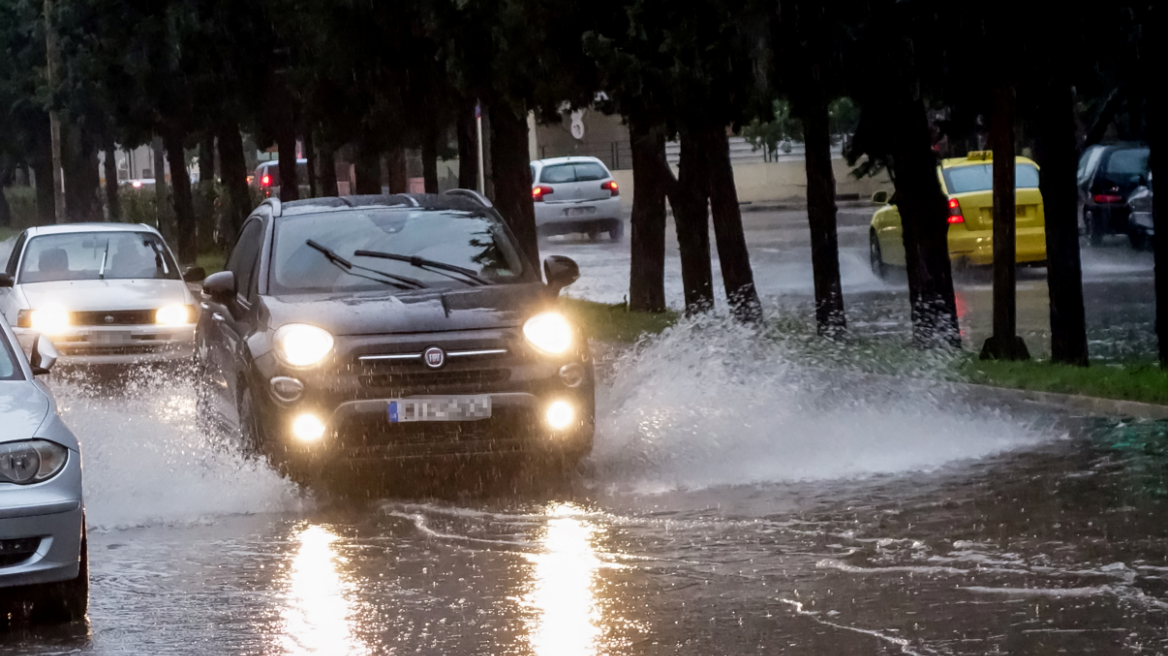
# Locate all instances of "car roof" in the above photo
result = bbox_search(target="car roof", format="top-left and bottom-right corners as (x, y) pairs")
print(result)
(941, 153), (1039, 169)
(530, 156), (607, 167)
(277, 192), (495, 218)
(257, 159), (308, 168)
(25, 222), (161, 237)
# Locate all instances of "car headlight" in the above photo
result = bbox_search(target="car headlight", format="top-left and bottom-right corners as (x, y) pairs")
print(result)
(0, 440), (69, 485)
(523, 312), (573, 355)
(275, 324), (334, 367)
(156, 304), (194, 326)
(30, 305), (70, 334)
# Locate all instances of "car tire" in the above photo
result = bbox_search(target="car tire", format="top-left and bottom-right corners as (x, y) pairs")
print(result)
(1087, 209), (1105, 246)
(238, 386), (267, 458)
(608, 220), (625, 242)
(1128, 226), (1150, 251)
(869, 230), (887, 279)
(29, 526), (88, 624)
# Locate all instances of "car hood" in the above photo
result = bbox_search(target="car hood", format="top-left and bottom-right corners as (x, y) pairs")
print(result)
(18, 279), (192, 311)
(0, 381), (51, 444)
(264, 283), (554, 336)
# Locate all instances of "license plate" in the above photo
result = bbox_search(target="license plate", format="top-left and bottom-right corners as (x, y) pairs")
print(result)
(388, 396), (492, 423)
(564, 206), (596, 217)
(90, 331), (130, 346)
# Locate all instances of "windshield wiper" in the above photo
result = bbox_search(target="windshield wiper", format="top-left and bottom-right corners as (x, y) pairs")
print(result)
(98, 240), (110, 279)
(305, 240), (425, 290)
(353, 249), (490, 286)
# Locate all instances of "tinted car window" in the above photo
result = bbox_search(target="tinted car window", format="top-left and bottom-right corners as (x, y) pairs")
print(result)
(0, 329), (22, 380)
(226, 220), (264, 298)
(19, 231), (180, 284)
(1078, 146), (1104, 186)
(540, 164), (576, 184)
(573, 163), (608, 181)
(944, 164), (1041, 194)
(1105, 149), (1150, 176)
(269, 208), (531, 294)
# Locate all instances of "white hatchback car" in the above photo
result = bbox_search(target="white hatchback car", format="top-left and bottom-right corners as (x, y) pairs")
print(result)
(531, 156), (624, 240)
(0, 223), (201, 365)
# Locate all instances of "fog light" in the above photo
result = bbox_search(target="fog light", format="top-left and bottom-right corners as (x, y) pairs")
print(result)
(291, 414), (326, 443)
(558, 363), (585, 388)
(270, 376), (305, 403)
(546, 400), (575, 430)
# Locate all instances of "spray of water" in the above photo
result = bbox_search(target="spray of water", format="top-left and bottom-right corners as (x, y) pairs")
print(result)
(48, 366), (305, 530)
(592, 311), (1054, 493)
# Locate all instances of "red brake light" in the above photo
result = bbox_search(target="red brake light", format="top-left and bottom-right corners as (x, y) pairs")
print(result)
(532, 185), (553, 201)
(1093, 193), (1123, 203)
(601, 180), (620, 196)
(947, 198), (964, 224)
(261, 174), (271, 187)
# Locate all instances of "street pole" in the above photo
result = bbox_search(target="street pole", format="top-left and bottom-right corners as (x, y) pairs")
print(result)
(44, 0), (66, 224)
(981, 85), (1029, 361)
(475, 102), (485, 194)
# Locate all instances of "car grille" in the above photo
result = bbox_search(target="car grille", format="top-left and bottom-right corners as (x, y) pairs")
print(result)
(335, 406), (541, 456)
(0, 536), (41, 567)
(70, 309), (156, 326)
(359, 368), (510, 392)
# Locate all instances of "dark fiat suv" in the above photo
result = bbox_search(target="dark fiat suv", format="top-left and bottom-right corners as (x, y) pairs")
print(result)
(196, 192), (594, 482)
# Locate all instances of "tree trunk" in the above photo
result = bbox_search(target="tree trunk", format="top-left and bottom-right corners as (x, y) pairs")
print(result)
(217, 121), (251, 242)
(0, 163), (10, 227)
(103, 139), (120, 221)
(318, 142), (339, 197)
(152, 135), (171, 237)
(32, 138), (56, 224)
(354, 147), (382, 195)
(422, 122), (440, 194)
(458, 101), (479, 189)
(276, 129), (298, 202)
(1149, 12), (1168, 366)
(63, 124), (101, 223)
(196, 135), (216, 251)
(387, 147), (408, 194)
(305, 130), (318, 198)
(888, 91), (961, 347)
(673, 128), (715, 313)
(802, 89), (846, 336)
(489, 105), (539, 266)
(704, 125), (762, 322)
(1033, 83), (1089, 365)
(628, 117), (670, 313)
(163, 129), (197, 265)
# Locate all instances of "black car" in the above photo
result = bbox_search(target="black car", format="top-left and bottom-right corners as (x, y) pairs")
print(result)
(1077, 143), (1150, 246)
(1127, 172), (1154, 250)
(196, 191), (595, 483)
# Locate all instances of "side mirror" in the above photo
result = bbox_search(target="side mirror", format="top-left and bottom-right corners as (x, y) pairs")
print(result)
(871, 190), (890, 205)
(202, 270), (237, 303)
(183, 266), (207, 283)
(30, 334), (58, 375)
(543, 255), (580, 295)
(0, 272), (12, 288)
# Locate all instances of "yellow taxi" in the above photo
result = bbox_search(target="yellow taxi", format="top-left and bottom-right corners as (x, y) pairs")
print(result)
(868, 152), (1046, 276)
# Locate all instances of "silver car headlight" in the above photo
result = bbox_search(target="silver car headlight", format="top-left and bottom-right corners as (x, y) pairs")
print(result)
(0, 440), (69, 485)
(523, 312), (573, 355)
(274, 324), (335, 367)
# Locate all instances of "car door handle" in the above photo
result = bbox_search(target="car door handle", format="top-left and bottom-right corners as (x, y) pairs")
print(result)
(212, 312), (226, 322)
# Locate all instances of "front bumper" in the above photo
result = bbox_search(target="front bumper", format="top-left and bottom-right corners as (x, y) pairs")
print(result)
(0, 452), (84, 589)
(16, 324), (196, 365)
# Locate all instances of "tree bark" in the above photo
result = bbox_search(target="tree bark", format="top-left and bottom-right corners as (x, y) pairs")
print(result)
(318, 142), (339, 197)
(673, 128), (715, 313)
(705, 125), (762, 322)
(163, 129), (197, 265)
(489, 105), (539, 266)
(32, 137), (56, 224)
(387, 147), (408, 194)
(305, 130), (318, 198)
(354, 147), (382, 195)
(0, 163), (11, 227)
(888, 90), (961, 347)
(217, 122), (251, 242)
(196, 135), (216, 250)
(63, 124), (101, 223)
(458, 101), (479, 189)
(628, 117), (670, 313)
(1033, 83), (1089, 366)
(1148, 10), (1168, 366)
(801, 87), (846, 336)
(152, 135), (171, 238)
(422, 122), (440, 194)
(276, 128), (298, 202)
(103, 139), (120, 221)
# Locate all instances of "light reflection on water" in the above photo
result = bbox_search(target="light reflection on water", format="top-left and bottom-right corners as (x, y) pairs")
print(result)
(276, 524), (368, 656)
(522, 503), (603, 656)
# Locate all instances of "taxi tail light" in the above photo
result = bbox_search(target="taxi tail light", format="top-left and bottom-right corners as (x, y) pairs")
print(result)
(601, 180), (619, 196)
(532, 185), (553, 202)
(1093, 193), (1123, 203)
(947, 198), (964, 224)
(261, 174), (272, 187)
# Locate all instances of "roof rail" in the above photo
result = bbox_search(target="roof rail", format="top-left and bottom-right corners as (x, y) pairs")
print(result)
(443, 188), (493, 208)
(259, 197), (282, 218)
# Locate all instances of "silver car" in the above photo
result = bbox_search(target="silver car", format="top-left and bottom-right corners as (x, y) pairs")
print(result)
(531, 156), (624, 240)
(0, 223), (202, 365)
(0, 317), (87, 623)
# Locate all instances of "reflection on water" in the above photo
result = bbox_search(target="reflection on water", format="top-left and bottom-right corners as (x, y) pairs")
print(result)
(523, 503), (603, 656)
(277, 524), (367, 655)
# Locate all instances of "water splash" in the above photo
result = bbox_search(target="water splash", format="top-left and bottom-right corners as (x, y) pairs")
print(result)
(592, 311), (1053, 493)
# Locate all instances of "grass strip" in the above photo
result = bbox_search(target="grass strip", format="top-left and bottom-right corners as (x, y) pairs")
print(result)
(560, 298), (679, 344)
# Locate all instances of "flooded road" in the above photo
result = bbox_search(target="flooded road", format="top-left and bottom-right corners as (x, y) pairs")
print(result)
(3, 320), (1167, 655)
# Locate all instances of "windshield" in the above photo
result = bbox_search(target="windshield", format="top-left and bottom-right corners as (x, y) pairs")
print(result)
(0, 330), (21, 380)
(18, 231), (180, 284)
(270, 208), (531, 294)
(944, 163), (1041, 194)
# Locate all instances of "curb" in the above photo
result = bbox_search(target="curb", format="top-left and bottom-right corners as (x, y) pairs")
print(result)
(953, 381), (1168, 421)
